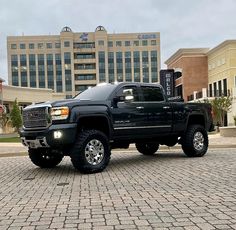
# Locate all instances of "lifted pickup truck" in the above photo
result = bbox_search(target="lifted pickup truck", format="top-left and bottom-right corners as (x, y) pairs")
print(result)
(20, 83), (214, 173)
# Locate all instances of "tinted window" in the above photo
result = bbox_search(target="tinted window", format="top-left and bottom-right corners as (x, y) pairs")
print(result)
(116, 86), (139, 101)
(141, 86), (164, 101)
(75, 84), (117, 101)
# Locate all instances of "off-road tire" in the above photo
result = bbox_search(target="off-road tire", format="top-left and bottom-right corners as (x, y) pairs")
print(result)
(70, 129), (111, 173)
(29, 148), (63, 168)
(181, 125), (208, 157)
(135, 143), (159, 155)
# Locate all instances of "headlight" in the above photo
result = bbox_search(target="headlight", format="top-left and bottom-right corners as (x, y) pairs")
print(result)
(51, 107), (69, 120)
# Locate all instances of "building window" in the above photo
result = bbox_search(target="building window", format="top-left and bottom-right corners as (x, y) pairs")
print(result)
(133, 41), (139, 46)
(116, 41), (122, 47)
(151, 40), (157, 46)
(38, 43), (44, 49)
(29, 43), (34, 49)
(99, 51), (106, 82)
(142, 51), (149, 83)
(11, 44), (17, 49)
(218, 80), (222, 96)
(125, 52), (131, 82)
(74, 42), (95, 49)
(20, 43), (26, 49)
(64, 41), (70, 47)
(29, 54), (35, 61)
(142, 40), (148, 46)
(46, 43), (52, 49)
(116, 52), (123, 82)
(108, 52), (114, 83)
(65, 70), (72, 91)
(75, 74), (96, 81)
(76, 64), (96, 70)
(209, 84), (212, 97)
(125, 41), (130, 46)
(141, 86), (164, 102)
(151, 51), (158, 82)
(108, 41), (113, 47)
(223, 78), (227, 96)
(29, 54), (36, 87)
(133, 51), (140, 82)
(11, 54), (18, 62)
(98, 40), (104, 46)
(64, 52), (71, 63)
(213, 82), (217, 97)
(20, 72), (27, 87)
(46, 54), (53, 61)
(75, 53), (95, 59)
(55, 43), (61, 48)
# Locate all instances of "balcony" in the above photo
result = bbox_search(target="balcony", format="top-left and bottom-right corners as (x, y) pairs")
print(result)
(74, 59), (96, 64)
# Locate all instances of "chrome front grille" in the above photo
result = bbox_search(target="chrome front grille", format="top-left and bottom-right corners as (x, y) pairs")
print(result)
(23, 106), (51, 129)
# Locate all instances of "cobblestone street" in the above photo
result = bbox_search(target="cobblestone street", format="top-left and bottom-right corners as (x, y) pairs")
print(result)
(0, 149), (236, 230)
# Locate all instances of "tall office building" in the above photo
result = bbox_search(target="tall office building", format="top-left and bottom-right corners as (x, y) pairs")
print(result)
(7, 26), (160, 98)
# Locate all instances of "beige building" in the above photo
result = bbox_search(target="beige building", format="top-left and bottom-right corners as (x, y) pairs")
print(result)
(166, 41), (236, 126)
(0, 83), (65, 133)
(165, 48), (209, 101)
(208, 40), (236, 125)
(2, 84), (65, 112)
(7, 26), (161, 98)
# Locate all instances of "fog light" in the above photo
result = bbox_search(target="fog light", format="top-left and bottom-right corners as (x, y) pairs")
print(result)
(54, 131), (63, 139)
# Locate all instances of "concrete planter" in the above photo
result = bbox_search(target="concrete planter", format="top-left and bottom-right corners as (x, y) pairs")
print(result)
(219, 126), (236, 137)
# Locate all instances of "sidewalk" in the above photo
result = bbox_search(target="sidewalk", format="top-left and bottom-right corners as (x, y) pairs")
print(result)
(0, 133), (236, 157)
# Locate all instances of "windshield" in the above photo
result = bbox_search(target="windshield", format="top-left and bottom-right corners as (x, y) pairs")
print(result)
(75, 84), (117, 101)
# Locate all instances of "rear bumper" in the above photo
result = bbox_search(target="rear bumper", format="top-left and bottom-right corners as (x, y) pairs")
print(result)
(19, 123), (77, 148)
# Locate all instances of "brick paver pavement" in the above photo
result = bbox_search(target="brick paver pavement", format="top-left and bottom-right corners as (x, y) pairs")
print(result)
(0, 149), (236, 230)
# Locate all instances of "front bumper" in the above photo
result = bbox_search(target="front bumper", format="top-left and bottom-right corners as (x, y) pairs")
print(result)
(19, 123), (77, 148)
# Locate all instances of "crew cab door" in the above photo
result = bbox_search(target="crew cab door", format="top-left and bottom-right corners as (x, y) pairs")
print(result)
(139, 85), (172, 134)
(111, 85), (146, 137)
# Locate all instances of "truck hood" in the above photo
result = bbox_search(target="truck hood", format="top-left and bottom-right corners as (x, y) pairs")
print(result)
(23, 98), (107, 110)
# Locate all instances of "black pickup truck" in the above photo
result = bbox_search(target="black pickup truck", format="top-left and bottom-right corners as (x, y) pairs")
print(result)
(20, 83), (214, 173)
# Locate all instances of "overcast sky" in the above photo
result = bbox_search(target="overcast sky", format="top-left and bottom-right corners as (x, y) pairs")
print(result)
(1, 0), (236, 83)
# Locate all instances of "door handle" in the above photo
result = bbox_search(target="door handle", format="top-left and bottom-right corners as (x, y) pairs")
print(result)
(136, 106), (144, 110)
(163, 106), (170, 110)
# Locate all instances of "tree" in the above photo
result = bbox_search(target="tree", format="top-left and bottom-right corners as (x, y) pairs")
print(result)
(0, 112), (11, 133)
(211, 95), (232, 127)
(10, 99), (22, 132)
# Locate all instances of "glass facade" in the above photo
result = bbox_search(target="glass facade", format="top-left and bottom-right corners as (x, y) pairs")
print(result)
(75, 74), (96, 81)
(98, 51), (106, 82)
(75, 53), (95, 59)
(116, 52), (123, 82)
(29, 43), (34, 49)
(38, 54), (45, 88)
(133, 51), (140, 82)
(151, 51), (158, 82)
(64, 52), (72, 91)
(108, 52), (114, 83)
(47, 54), (54, 89)
(142, 51), (149, 83)
(125, 52), (132, 82)
(29, 54), (36, 87)
(20, 55), (27, 87)
(8, 31), (160, 96)
(11, 55), (18, 86)
(55, 54), (62, 92)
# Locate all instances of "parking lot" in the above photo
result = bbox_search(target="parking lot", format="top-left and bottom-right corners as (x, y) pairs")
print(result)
(0, 149), (236, 230)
